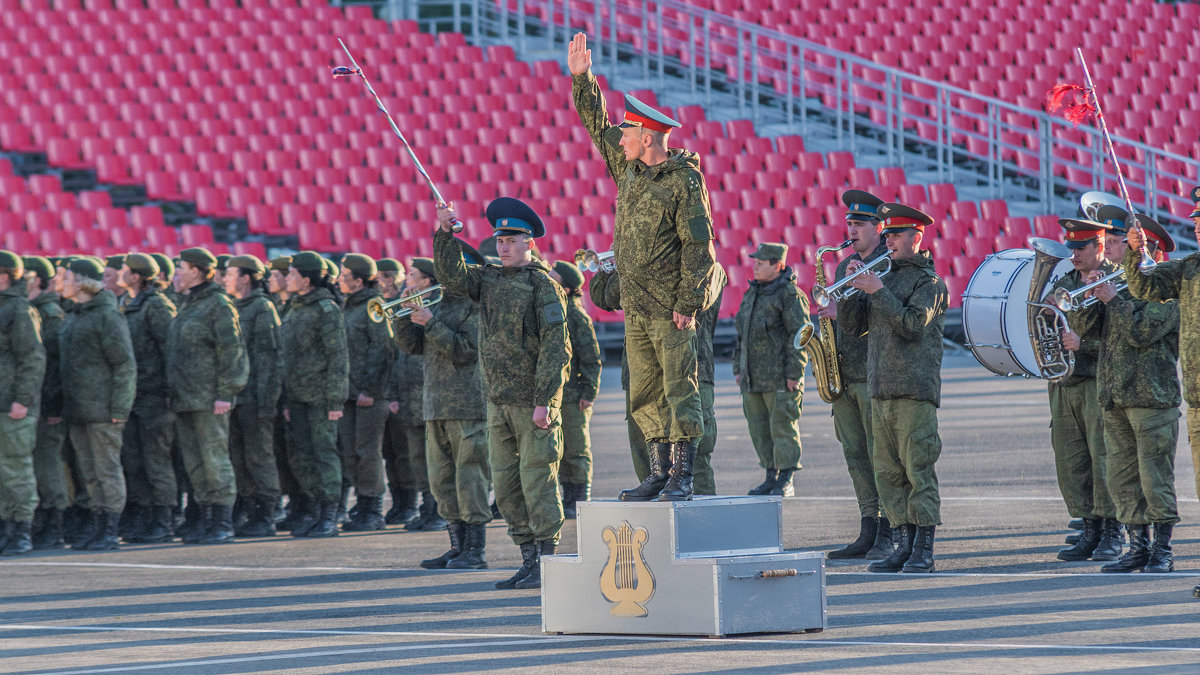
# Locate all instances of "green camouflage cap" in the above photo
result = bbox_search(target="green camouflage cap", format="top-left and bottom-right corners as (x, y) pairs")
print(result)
(124, 252), (160, 277)
(269, 255), (292, 272)
(228, 254), (266, 278)
(179, 247), (218, 268)
(22, 255), (54, 280)
(552, 260), (585, 290)
(749, 242), (788, 262)
(69, 257), (105, 281)
(376, 258), (403, 273)
(151, 253), (174, 279)
(290, 250), (325, 272)
(341, 253), (377, 280)
(0, 250), (23, 274)
(410, 257), (436, 283)
(105, 254), (126, 270)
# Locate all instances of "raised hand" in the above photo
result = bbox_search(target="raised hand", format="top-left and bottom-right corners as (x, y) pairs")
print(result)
(437, 202), (457, 233)
(567, 32), (592, 76)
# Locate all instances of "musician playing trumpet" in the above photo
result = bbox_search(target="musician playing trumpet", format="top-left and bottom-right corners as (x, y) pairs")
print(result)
(837, 203), (947, 573)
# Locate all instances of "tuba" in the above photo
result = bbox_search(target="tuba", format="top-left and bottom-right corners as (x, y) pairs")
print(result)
(804, 240), (853, 403)
(1024, 237), (1075, 382)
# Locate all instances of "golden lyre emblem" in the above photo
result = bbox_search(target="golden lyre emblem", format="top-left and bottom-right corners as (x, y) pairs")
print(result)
(598, 521), (655, 617)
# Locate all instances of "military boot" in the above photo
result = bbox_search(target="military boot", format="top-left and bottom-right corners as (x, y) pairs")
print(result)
(0, 521), (8, 552)
(118, 504), (142, 541)
(139, 506), (175, 543)
(1143, 522), (1174, 573)
(447, 523), (488, 570)
(69, 511), (99, 549)
(575, 483), (591, 514)
(280, 495), (307, 532)
(232, 496), (249, 532)
(176, 499), (205, 540)
(274, 496), (287, 524)
(1101, 524), (1150, 573)
(902, 525), (936, 573)
(335, 486), (351, 526)
(1057, 518), (1101, 561)
(561, 482), (579, 520)
(866, 516), (895, 560)
(868, 523), (915, 573)
(182, 505), (214, 544)
(748, 469), (779, 495)
(514, 540), (555, 589)
(658, 442), (697, 501)
(195, 504), (234, 544)
(305, 501), (340, 538)
(420, 521), (465, 569)
(828, 516), (879, 559)
(769, 469), (795, 497)
(1, 521), (31, 556)
(237, 497), (277, 538)
(346, 496), (386, 531)
(85, 511), (121, 551)
(491, 500), (502, 521)
(32, 509), (66, 550)
(420, 493), (447, 531)
(384, 488), (419, 526)
(619, 442), (672, 501)
(496, 542), (539, 589)
(289, 498), (320, 538)
(1091, 518), (1123, 561)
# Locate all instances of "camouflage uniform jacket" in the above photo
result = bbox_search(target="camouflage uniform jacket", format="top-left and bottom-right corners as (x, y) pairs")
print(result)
(1096, 289), (1180, 410)
(233, 289), (282, 413)
(572, 71), (717, 320)
(166, 281), (249, 413)
(393, 292), (485, 421)
(1123, 248), (1200, 406)
(1050, 259), (1116, 386)
(0, 279), (45, 417)
(435, 229), (570, 408)
(838, 251), (947, 406)
(279, 286), (349, 411)
(834, 240), (889, 384)
(59, 289), (134, 423)
(30, 291), (64, 417)
(732, 267), (811, 393)
(122, 286), (176, 421)
(385, 347), (425, 426)
(563, 296), (602, 403)
(343, 287), (394, 402)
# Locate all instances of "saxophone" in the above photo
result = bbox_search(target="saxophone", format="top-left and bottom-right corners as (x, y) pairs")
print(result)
(801, 240), (853, 403)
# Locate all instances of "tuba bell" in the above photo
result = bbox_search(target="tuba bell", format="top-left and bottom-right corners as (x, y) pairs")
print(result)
(1079, 191), (1125, 222)
(1024, 237), (1075, 382)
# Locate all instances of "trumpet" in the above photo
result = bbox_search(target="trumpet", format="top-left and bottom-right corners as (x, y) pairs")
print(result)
(575, 249), (615, 273)
(1052, 270), (1126, 312)
(366, 285), (443, 323)
(811, 253), (891, 307)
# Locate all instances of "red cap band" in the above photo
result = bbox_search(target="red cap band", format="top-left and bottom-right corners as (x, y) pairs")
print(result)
(883, 216), (925, 230)
(1065, 228), (1103, 241)
(623, 110), (673, 133)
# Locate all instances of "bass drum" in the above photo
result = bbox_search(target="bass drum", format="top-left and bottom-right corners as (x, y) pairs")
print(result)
(961, 249), (1072, 378)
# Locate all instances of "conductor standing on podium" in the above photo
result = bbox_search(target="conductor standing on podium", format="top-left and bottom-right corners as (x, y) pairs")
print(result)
(568, 33), (717, 502)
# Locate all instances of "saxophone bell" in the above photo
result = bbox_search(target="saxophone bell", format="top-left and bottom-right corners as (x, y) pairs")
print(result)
(793, 323), (814, 350)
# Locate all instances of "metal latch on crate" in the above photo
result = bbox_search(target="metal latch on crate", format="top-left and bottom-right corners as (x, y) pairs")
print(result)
(728, 568), (814, 580)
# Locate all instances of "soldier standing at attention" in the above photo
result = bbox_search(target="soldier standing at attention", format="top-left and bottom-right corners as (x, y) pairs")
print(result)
(167, 247), (249, 546)
(548, 261), (602, 519)
(434, 198), (571, 590)
(338, 254), (394, 531)
(266, 255), (299, 525)
(1048, 217), (1122, 563)
(0, 252), (46, 556)
(838, 203), (948, 573)
(569, 33), (716, 502)
(376, 258), (420, 525)
(59, 258), (135, 551)
(732, 243), (810, 498)
(116, 253), (178, 544)
(280, 251), (349, 538)
(223, 255), (283, 537)
(23, 256), (68, 550)
(394, 248), (490, 569)
(822, 191), (894, 560)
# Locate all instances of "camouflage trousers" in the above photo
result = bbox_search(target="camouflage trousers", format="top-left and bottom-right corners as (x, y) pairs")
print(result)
(0, 415), (38, 521)
(832, 380), (880, 518)
(1188, 408), (1200, 507)
(559, 400), (593, 485)
(274, 408), (300, 499)
(63, 434), (90, 509)
(33, 417), (69, 510)
(625, 315), (704, 442)
(382, 413), (417, 497)
(488, 402), (563, 545)
(1103, 406), (1180, 525)
(121, 408), (177, 507)
(871, 398), (941, 527)
(337, 402), (387, 498)
(176, 411), (236, 507)
(1048, 379), (1114, 519)
(427, 418), (491, 524)
(285, 402), (342, 503)
(405, 423), (429, 492)
(229, 404), (281, 500)
(68, 421), (127, 514)
(742, 389), (803, 471)
(627, 383), (717, 495)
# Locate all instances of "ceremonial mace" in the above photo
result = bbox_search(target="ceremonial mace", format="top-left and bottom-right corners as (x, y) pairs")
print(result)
(332, 37), (462, 232)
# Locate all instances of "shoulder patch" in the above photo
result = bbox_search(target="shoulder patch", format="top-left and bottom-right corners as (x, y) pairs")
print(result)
(543, 302), (565, 325)
(319, 299), (339, 314)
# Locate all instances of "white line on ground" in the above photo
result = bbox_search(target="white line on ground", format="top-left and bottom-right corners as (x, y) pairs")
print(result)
(784, 496), (1200, 502)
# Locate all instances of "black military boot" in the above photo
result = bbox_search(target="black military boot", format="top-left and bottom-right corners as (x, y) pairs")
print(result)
(232, 496), (248, 532)
(769, 469), (795, 497)
(280, 495), (306, 532)
(1143, 522), (1174, 573)
(1091, 518), (1123, 561)
(496, 542), (539, 589)
(0, 521), (9, 552)
(1057, 518), (1101, 561)
(561, 482), (579, 520)
(289, 498), (320, 538)
(196, 504), (234, 544)
(1101, 524), (1150, 573)
(491, 501), (502, 520)
(305, 501), (341, 538)
(447, 523), (488, 570)
(237, 497), (277, 538)
(748, 469), (779, 495)
(85, 511), (121, 551)
(421, 493), (447, 531)
(575, 483), (591, 515)
(619, 441), (672, 501)
(658, 442), (697, 501)
(421, 521), (465, 569)
(828, 516), (879, 560)
(274, 496), (287, 524)
(118, 504), (142, 541)
(868, 523), (915, 573)
(138, 506), (175, 543)
(32, 509), (66, 550)
(345, 496), (386, 531)
(514, 540), (555, 589)
(1, 521), (32, 556)
(182, 505), (214, 544)
(385, 488), (419, 526)
(176, 499), (205, 540)
(902, 525), (936, 573)
(335, 487), (351, 526)
(405, 495), (431, 531)
(70, 510), (99, 549)
(866, 516), (895, 560)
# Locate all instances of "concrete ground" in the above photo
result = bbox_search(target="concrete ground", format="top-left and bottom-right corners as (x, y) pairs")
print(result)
(3, 353), (1200, 673)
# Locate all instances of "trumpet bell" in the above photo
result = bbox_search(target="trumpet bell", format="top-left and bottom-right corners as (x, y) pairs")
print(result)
(367, 297), (387, 323)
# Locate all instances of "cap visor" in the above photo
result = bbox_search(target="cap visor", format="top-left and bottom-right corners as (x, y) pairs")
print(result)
(1064, 240), (1091, 249)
